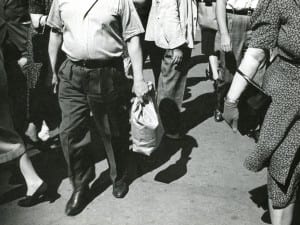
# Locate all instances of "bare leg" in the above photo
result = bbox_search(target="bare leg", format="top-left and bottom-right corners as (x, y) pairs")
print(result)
(269, 199), (294, 225)
(208, 55), (219, 80)
(19, 153), (43, 196)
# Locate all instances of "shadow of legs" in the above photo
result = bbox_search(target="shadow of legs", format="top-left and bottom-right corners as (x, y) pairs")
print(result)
(154, 135), (197, 184)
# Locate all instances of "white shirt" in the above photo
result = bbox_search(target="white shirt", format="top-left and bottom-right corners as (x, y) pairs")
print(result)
(47, 0), (144, 61)
(226, 0), (259, 10)
(145, 0), (198, 49)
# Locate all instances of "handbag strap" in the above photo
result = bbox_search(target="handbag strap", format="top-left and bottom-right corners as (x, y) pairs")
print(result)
(236, 69), (268, 95)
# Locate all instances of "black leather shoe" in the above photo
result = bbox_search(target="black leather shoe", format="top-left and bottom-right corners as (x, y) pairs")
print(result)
(18, 182), (48, 207)
(112, 180), (129, 198)
(65, 186), (90, 216)
(214, 109), (224, 122)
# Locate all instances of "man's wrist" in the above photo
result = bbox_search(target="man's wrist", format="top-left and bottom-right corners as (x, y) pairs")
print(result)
(133, 74), (144, 82)
(225, 96), (239, 104)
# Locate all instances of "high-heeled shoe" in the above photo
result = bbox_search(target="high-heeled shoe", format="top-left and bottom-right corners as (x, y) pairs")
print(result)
(18, 182), (48, 207)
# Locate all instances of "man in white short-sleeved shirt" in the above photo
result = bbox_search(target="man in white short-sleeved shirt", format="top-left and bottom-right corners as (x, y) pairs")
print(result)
(47, 0), (148, 216)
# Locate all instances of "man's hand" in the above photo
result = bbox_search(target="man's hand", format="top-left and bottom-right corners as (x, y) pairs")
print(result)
(223, 98), (239, 132)
(52, 73), (58, 94)
(172, 48), (183, 64)
(220, 33), (232, 52)
(133, 79), (148, 98)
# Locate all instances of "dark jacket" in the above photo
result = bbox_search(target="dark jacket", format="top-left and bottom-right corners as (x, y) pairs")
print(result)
(0, 0), (30, 55)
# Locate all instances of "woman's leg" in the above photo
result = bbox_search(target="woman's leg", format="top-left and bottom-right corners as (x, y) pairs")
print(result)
(268, 199), (294, 225)
(19, 153), (43, 196)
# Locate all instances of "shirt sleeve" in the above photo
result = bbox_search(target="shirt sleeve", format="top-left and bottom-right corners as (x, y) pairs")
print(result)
(46, 0), (63, 32)
(249, 0), (281, 50)
(119, 0), (145, 41)
(29, 0), (45, 14)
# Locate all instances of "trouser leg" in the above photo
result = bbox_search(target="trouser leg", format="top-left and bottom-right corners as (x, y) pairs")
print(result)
(157, 48), (191, 134)
(58, 60), (95, 190)
(0, 48), (25, 162)
(86, 64), (130, 184)
(147, 42), (164, 86)
(4, 44), (27, 135)
(88, 98), (129, 183)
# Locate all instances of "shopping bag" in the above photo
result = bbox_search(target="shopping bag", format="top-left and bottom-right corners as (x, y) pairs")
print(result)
(131, 96), (160, 156)
(197, 0), (218, 30)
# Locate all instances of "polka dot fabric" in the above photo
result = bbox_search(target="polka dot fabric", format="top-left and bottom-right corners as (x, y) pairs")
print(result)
(243, 0), (300, 208)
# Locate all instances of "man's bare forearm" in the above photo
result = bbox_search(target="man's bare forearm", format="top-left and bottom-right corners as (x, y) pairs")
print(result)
(216, 0), (228, 34)
(48, 30), (63, 74)
(127, 35), (144, 82)
(126, 35), (148, 98)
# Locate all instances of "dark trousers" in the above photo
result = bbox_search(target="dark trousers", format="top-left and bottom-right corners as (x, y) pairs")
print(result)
(3, 42), (27, 135)
(0, 48), (25, 163)
(153, 46), (192, 135)
(58, 58), (130, 190)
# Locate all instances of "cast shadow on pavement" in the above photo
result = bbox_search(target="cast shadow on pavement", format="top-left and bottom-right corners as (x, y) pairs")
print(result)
(188, 55), (208, 71)
(127, 135), (198, 185)
(181, 92), (216, 133)
(184, 77), (209, 101)
(249, 185), (300, 225)
(249, 185), (270, 224)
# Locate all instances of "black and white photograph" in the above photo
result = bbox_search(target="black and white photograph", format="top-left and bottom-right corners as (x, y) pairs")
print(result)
(0, 0), (300, 224)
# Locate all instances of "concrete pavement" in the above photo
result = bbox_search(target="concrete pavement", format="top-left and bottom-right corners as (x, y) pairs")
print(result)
(0, 37), (275, 225)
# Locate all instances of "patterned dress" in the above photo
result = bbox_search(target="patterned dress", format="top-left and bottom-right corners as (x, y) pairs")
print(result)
(243, 0), (300, 208)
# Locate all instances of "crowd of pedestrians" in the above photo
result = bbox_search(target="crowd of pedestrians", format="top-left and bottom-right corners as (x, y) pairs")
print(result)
(0, 0), (299, 224)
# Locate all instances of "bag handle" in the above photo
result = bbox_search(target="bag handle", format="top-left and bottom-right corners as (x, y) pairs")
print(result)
(236, 69), (268, 95)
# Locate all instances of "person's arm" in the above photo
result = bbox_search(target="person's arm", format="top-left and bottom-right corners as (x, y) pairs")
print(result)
(29, 0), (47, 29)
(126, 35), (148, 98)
(223, 48), (266, 132)
(48, 30), (62, 93)
(216, 0), (231, 52)
(226, 48), (266, 101)
(30, 14), (47, 29)
(162, 0), (185, 48)
(162, 0), (185, 63)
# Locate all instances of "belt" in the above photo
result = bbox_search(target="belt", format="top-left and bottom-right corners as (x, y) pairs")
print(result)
(70, 58), (122, 69)
(226, 8), (254, 16)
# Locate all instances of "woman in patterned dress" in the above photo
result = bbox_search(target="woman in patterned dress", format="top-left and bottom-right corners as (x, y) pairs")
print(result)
(222, 0), (300, 224)
(25, 0), (61, 143)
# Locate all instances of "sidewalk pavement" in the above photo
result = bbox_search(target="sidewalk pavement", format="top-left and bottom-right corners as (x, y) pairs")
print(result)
(0, 37), (277, 225)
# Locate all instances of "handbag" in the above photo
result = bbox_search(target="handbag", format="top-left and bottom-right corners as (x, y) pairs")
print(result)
(197, 0), (218, 30)
(237, 69), (272, 136)
(131, 95), (160, 156)
(31, 25), (50, 63)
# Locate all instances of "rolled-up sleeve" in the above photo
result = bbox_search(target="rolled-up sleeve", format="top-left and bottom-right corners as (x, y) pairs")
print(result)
(46, 0), (63, 32)
(249, 0), (281, 50)
(120, 0), (144, 41)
